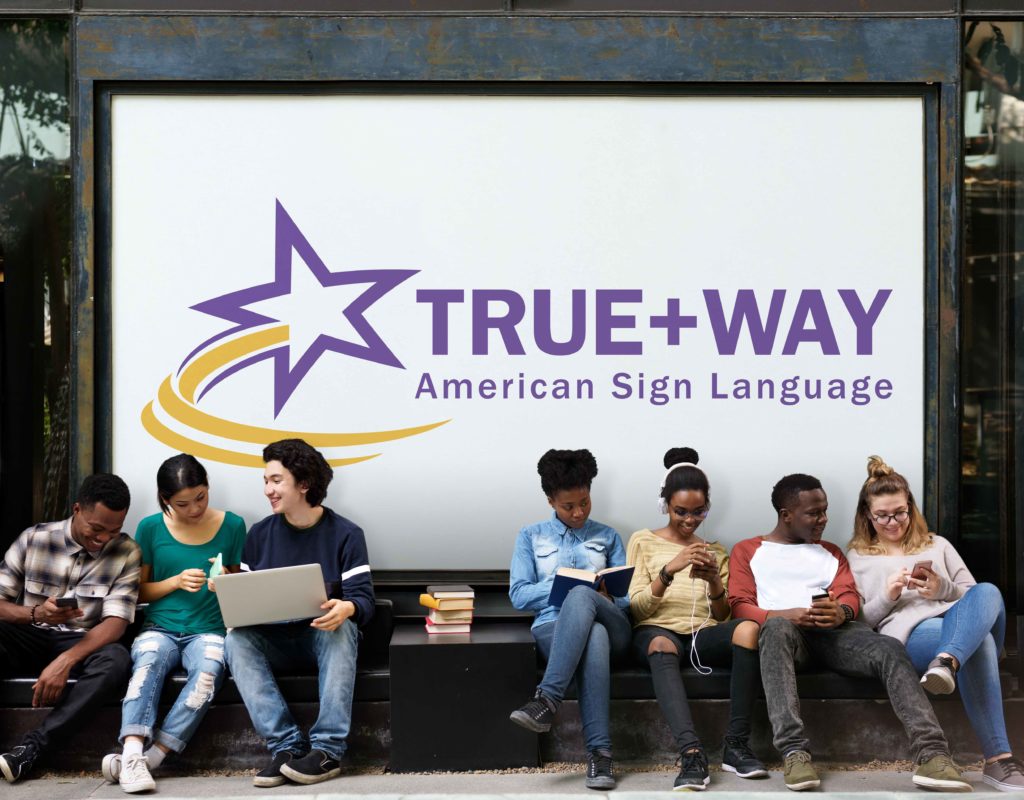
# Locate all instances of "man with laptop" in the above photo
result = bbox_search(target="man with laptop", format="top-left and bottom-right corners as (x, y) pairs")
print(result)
(222, 439), (374, 787)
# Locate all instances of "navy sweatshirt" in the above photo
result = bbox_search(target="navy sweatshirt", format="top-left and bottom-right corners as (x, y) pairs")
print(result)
(242, 506), (375, 627)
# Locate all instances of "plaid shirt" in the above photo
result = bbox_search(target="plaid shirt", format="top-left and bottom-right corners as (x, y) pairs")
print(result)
(0, 517), (141, 630)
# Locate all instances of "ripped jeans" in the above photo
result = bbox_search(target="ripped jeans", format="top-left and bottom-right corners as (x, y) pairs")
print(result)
(119, 627), (227, 752)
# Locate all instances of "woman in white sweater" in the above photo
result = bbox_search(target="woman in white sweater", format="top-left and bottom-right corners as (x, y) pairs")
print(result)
(847, 456), (1022, 792)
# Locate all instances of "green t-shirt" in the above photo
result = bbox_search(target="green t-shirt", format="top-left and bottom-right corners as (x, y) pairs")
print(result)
(136, 511), (246, 636)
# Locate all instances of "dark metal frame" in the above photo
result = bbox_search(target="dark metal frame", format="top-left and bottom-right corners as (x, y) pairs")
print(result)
(72, 15), (959, 542)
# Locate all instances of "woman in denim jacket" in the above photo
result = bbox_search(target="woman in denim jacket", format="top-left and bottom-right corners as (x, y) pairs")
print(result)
(508, 449), (630, 790)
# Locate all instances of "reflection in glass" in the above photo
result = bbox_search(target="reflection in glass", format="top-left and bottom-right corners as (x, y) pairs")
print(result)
(0, 19), (70, 547)
(961, 21), (1022, 618)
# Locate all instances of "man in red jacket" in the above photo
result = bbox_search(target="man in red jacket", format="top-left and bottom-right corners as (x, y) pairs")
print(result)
(728, 473), (969, 793)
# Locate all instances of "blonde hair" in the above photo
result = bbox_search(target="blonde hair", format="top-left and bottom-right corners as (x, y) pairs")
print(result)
(848, 455), (932, 556)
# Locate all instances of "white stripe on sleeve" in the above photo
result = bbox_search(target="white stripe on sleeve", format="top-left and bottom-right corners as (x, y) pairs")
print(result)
(340, 563), (371, 582)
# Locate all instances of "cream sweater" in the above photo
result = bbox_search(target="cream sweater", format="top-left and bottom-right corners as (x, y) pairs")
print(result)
(626, 529), (730, 635)
(846, 535), (975, 643)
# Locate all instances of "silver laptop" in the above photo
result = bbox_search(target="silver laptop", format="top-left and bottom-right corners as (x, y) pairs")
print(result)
(214, 564), (328, 627)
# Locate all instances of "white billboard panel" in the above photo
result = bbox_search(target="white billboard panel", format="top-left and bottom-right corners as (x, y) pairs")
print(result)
(111, 94), (924, 568)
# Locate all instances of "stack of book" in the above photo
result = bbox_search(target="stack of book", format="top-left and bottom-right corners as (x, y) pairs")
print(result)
(419, 584), (474, 634)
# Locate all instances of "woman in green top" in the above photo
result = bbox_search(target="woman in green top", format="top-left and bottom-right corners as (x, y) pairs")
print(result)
(101, 454), (245, 794)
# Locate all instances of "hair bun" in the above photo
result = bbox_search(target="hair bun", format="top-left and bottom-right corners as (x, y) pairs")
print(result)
(866, 455), (894, 480)
(663, 447), (699, 469)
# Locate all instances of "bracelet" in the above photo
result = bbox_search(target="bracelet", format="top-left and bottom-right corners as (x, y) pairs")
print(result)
(658, 566), (674, 586)
(708, 588), (727, 602)
(30, 605), (38, 624)
(840, 603), (855, 623)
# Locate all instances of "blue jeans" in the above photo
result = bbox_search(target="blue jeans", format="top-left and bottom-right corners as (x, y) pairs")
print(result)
(120, 628), (226, 752)
(224, 621), (358, 760)
(905, 582), (1010, 758)
(533, 586), (632, 752)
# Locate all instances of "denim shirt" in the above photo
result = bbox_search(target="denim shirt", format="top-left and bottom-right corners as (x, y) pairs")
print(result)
(509, 512), (629, 630)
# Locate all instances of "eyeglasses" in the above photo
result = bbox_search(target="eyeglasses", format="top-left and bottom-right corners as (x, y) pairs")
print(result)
(871, 510), (910, 525)
(672, 507), (709, 520)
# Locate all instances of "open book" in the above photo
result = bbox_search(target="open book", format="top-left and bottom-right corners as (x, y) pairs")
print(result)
(548, 565), (634, 607)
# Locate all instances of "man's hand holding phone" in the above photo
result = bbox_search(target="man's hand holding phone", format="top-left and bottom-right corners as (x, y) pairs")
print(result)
(808, 590), (845, 629)
(36, 596), (83, 626)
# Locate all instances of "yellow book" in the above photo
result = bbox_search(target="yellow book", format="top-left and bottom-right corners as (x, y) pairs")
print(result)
(419, 593), (474, 611)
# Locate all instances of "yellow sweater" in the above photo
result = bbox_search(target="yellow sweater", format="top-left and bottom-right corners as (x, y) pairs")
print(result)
(626, 529), (730, 635)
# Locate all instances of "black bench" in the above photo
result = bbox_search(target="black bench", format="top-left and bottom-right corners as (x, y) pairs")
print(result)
(0, 599), (394, 707)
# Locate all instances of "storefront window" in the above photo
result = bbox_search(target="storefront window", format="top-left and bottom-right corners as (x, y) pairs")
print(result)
(962, 20), (1023, 612)
(0, 18), (71, 547)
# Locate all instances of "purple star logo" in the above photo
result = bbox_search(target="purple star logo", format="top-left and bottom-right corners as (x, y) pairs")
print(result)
(185, 200), (417, 417)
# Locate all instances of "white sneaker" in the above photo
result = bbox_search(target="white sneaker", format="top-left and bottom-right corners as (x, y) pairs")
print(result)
(119, 754), (155, 794)
(101, 753), (121, 783)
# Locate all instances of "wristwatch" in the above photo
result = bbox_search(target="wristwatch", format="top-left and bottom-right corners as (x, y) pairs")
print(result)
(659, 566), (674, 586)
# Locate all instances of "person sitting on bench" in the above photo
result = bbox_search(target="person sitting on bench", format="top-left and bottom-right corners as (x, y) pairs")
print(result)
(0, 474), (140, 785)
(728, 473), (970, 793)
(508, 448), (630, 791)
(100, 454), (245, 793)
(224, 438), (374, 788)
(627, 446), (766, 791)
(848, 455), (1024, 792)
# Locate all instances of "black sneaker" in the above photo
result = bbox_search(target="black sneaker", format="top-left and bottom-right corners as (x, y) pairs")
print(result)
(0, 743), (39, 784)
(253, 750), (300, 788)
(674, 747), (710, 791)
(279, 749), (341, 785)
(721, 736), (768, 779)
(586, 748), (616, 790)
(509, 689), (558, 733)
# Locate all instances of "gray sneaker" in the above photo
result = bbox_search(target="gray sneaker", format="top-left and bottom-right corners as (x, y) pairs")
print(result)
(920, 656), (956, 695)
(983, 757), (1024, 792)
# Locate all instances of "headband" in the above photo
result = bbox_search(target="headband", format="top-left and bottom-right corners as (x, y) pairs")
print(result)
(658, 461), (703, 514)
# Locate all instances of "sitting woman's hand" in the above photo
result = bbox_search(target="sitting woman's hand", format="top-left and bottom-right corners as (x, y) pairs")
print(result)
(887, 568), (910, 601)
(909, 566), (941, 600)
(666, 542), (713, 578)
(176, 568), (207, 593)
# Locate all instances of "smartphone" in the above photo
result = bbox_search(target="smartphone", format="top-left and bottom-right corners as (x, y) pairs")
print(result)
(910, 560), (932, 581)
(55, 595), (79, 609)
(810, 591), (829, 602)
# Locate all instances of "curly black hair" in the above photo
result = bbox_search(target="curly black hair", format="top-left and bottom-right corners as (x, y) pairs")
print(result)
(660, 446), (710, 507)
(771, 473), (823, 513)
(76, 473), (131, 512)
(263, 439), (334, 507)
(537, 449), (598, 497)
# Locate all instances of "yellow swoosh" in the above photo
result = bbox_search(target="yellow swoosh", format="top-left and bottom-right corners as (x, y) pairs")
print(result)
(141, 403), (380, 468)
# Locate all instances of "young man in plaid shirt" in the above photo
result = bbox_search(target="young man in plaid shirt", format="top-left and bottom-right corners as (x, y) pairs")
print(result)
(0, 474), (141, 784)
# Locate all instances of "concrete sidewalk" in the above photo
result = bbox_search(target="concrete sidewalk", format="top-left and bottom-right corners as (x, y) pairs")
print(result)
(9, 766), (1007, 799)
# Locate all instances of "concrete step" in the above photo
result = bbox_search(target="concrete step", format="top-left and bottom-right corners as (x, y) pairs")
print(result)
(3, 696), (1021, 773)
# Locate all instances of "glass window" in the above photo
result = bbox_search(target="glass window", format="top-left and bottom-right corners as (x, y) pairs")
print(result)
(0, 19), (71, 548)
(961, 20), (1023, 617)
